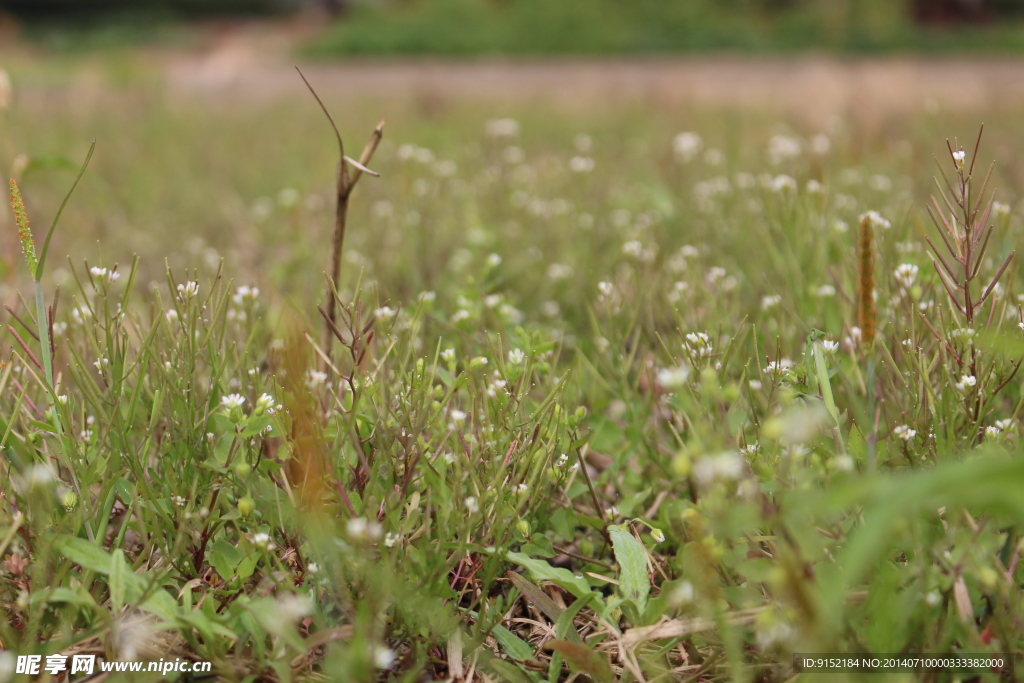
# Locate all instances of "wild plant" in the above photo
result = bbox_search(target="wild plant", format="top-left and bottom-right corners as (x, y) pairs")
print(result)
(923, 127), (1020, 441)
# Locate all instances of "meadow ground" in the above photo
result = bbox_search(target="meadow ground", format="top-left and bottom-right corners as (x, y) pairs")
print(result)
(4, 30), (1024, 682)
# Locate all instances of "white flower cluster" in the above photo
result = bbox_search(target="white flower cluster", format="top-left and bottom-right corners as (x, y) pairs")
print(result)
(954, 374), (977, 392)
(684, 332), (714, 358)
(89, 266), (120, 284)
(177, 281), (199, 299)
(673, 132), (703, 163)
(859, 210), (891, 230)
(893, 424), (917, 442)
(894, 263), (919, 289)
(692, 452), (745, 487)
(232, 285), (259, 306)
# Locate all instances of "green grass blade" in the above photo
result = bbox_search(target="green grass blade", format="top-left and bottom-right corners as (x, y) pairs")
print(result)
(34, 139), (95, 281)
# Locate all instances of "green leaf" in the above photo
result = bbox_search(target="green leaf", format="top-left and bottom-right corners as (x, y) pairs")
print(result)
(502, 551), (594, 599)
(209, 539), (242, 580)
(553, 594), (593, 644)
(547, 640), (613, 683)
(236, 552), (259, 581)
(114, 477), (135, 504)
(30, 586), (99, 610)
(179, 608), (240, 642)
(51, 534), (178, 621)
(109, 549), (128, 613)
(240, 415), (273, 438)
(486, 658), (538, 683)
(247, 596), (308, 652)
(53, 535), (115, 574)
(492, 625), (534, 661)
(609, 525), (649, 613)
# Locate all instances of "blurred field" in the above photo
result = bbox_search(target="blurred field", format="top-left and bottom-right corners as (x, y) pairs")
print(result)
(5, 24), (1024, 682)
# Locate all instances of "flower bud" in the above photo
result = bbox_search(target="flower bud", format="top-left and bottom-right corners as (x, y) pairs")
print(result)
(238, 496), (256, 517)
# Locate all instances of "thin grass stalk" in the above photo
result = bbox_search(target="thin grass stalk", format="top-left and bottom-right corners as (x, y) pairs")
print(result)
(296, 68), (384, 368)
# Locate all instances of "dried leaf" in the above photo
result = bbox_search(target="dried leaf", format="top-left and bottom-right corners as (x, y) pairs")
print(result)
(953, 575), (973, 624)
(508, 571), (563, 622)
(547, 639), (613, 683)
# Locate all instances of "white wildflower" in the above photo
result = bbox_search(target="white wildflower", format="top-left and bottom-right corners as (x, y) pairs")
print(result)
(372, 645), (396, 670)
(507, 348), (526, 365)
(810, 133), (831, 155)
(954, 375), (977, 392)
(485, 118), (519, 137)
(692, 452), (745, 486)
(221, 393), (246, 410)
(465, 497), (479, 513)
(894, 425), (917, 442)
(622, 240), (643, 257)
(673, 132), (703, 163)
(569, 156), (595, 173)
(894, 263), (919, 288)
(768, 134), (802, 164)
(177, 281), (199, 299)
(669, 580), (695, 605)
(860, 210), (891, 230)
(252, 532), (274, 550)
(657, 365), (691, 388)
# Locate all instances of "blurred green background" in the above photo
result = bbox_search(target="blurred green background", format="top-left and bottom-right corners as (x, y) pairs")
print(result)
(7, 0), (1024, 55)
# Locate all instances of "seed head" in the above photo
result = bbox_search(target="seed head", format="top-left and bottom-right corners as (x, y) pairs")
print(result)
(9, 180), (37, 276)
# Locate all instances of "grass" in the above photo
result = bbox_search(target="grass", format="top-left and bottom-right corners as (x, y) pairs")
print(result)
(304, 0), (1024, 57)
(3, 59), (1024, 681)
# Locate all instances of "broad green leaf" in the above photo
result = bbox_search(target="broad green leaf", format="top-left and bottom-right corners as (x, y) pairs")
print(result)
(210, 539), (242, 580)
(492, 625), (534, 661)
(51, 534), (177, 621)
(236, 552), (260, 581)
(609, 525), (649, 613)
(30, 587), (99, 610)
(502, 551), (594, 599)
(53, 535), (114, 574)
